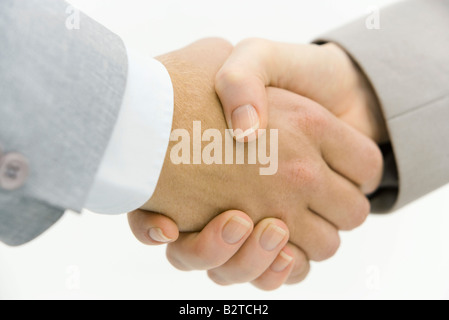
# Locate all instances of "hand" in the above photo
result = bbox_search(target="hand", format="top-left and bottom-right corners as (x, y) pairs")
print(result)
(128, 39), (310, 290)
(140, 38), (382, 260)
(129, 209), (309, 290)
(127, 38), (382, 290)
(215, 39), (389, 146)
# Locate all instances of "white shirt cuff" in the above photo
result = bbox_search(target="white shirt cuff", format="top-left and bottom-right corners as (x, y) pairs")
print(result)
(84, 46), (174, 214)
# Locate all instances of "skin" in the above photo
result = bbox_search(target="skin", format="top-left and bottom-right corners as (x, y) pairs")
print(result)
(128, 38), (384, 290)
(216, 39), (389, 146)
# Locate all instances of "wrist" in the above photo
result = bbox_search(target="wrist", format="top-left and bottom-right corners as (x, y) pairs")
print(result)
(323, 43), (389, 144)
(353, 56), (389, 144)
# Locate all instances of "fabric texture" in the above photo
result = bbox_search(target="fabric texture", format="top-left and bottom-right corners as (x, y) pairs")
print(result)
(0, 0), (128, 245)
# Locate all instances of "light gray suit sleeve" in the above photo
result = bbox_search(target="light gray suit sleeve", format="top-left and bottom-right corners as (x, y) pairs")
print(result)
(0, 0), (128, 245)
(317, 0), (449, 213)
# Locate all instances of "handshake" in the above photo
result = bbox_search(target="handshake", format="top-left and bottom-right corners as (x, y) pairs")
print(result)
(127, 38), (387, 290)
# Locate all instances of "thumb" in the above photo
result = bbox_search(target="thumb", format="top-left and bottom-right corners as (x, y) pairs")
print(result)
(216, 39), (331, 142)
(128, 210), (179, 245)
(215, 39), (274, 142)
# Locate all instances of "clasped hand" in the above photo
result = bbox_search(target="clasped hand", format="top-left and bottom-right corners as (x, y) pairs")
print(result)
(128, 38), (385, 290)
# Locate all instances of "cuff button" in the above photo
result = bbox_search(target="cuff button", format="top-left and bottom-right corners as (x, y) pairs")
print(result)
(0, 153), (29, 191)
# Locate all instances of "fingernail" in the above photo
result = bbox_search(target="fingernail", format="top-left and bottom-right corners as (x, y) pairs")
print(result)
(260, 224), (287, 251)
(149, 228), (173, 243)
(271, 251), (294, 273)
(222, 216), (252, 245)
(231, 104), (260, 142)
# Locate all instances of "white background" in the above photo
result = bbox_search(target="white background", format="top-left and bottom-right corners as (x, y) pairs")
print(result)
(1, 0), (449, 300)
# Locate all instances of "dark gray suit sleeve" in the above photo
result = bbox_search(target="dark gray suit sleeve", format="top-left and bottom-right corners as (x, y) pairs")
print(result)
(317, 0), (449, 213)
(0, 0), (128, 245)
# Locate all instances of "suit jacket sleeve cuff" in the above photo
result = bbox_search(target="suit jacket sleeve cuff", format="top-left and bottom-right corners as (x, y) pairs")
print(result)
(316, 0), (449, 212)
(85, 46), (174, 214)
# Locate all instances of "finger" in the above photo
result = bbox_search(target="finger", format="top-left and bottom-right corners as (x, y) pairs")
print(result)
(288, 209), (341, 262)
(215, 39), (273, 142)
(309, 166), (371, 231)
(302, 99), (383, 194)
(251, 244), (309, 291)
(322, 120), (383, 194)
(215, 39), (332, 142)
(207, 218), (289, 285)
(128, 210), (179, 245)
(166, 211), (253, 271)
(285, 244), (311, 285)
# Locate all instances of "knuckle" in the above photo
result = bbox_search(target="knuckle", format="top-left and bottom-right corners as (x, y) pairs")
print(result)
(190, 239), (214, 263)
(232, 266), (260, 283)
(295, 107), (329, 139)
(166, 239), (218, 271)
(353, 196), (371, 226)
(286, 259), (310, 285)
(207, 270), (232, 286)
(287, 159), (325, 191)
(215, 68), (247, 90)
(342, 196), (371, 230)
(211, 265), (258, 285)
(361, 142), (384, 187)
(165, 248), (190, 271)
(314, 231), (341, 262)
